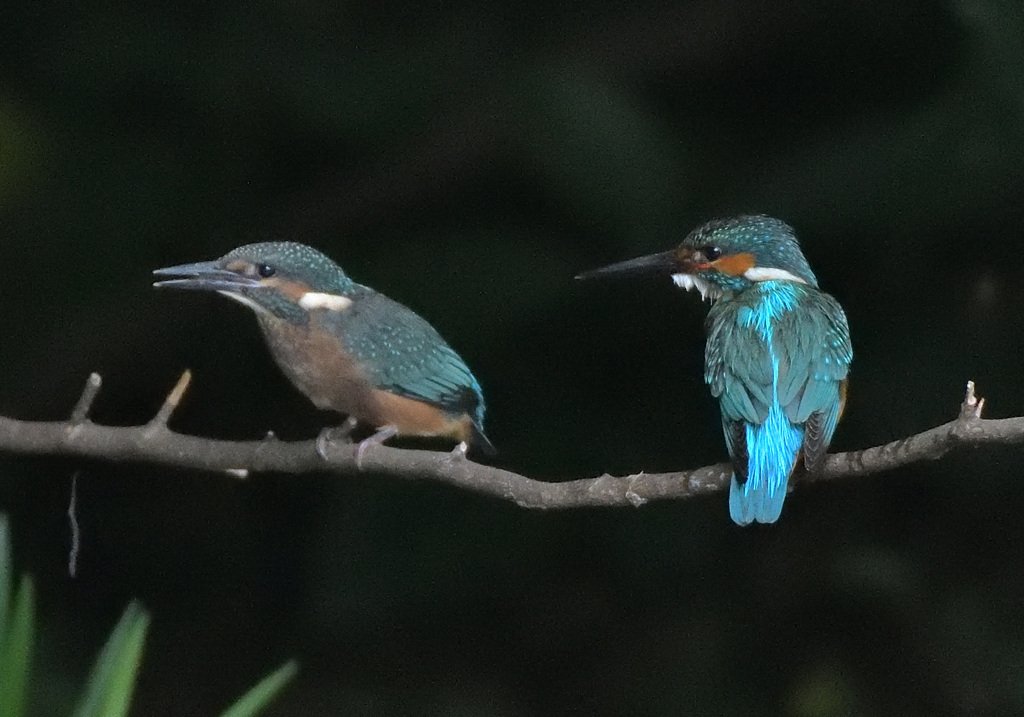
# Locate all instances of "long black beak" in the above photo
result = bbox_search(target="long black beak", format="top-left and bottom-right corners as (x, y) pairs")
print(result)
(575, 250), (678, 280)
(153, 261), (261, 292)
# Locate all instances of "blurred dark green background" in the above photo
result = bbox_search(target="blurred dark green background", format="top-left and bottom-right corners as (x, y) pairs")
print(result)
(3, 1), (1024, 714)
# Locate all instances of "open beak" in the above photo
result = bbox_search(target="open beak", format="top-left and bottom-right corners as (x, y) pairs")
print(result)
(575, 250), (678, 280)
(153, 261), (261, 292)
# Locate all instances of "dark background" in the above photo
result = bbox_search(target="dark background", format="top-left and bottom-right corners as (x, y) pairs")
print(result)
(3, 1), (1024, 715)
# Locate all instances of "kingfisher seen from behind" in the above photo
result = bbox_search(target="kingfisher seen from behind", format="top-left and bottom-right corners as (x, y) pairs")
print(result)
(154, 242), (494, 461)
(578, 216), (851, 525)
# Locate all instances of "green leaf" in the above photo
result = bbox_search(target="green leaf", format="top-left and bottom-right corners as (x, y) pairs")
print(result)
(72, 601), (150, 717)
(0, 515), (11, 648)
(0, 575), (35, 717)
(219, 660), (298, 717)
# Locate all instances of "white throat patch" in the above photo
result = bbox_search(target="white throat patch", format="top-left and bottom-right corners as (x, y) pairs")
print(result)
(743, 267), (808, 284)
(672, 273), (722, 302)
(298, 291), (353, 312)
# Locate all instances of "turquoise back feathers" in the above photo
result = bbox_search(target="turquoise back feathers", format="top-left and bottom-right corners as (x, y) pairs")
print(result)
(707, 279), (850, 524)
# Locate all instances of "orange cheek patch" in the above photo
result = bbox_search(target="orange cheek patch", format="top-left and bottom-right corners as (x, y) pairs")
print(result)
(710, 252), (756, 277)
(263, 277), (310, 301)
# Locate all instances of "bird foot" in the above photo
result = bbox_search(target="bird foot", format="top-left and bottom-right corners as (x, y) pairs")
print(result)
(449, 441), (469, 460)
(315, 417), (360, 461)
(355, 426), (399, 468)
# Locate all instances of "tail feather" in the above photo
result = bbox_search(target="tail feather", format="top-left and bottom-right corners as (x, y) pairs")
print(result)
(729, 474), (786, 525)
(728, 403), (803, 525)
(468, 421), (497, 457)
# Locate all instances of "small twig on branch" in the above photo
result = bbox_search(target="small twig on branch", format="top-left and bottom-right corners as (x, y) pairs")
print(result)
(0, 377), (1021, 510)
(148, 369), (192, 430)
(69, 373), (102, 425)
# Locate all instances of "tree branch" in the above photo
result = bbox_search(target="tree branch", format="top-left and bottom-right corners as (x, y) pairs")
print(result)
(0, 375), (1020, 510)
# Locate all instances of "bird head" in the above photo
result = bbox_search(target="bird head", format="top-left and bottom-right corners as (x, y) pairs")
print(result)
(577, 215), (818, 300)
(154, 241), (360, 323)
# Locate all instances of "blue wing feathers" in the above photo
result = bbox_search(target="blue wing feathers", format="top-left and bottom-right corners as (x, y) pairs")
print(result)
(324, 292), (487, 427)
(803, 395), (843, 471)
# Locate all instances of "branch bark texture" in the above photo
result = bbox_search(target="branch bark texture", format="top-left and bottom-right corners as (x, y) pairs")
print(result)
(0, 374), (1019, 510)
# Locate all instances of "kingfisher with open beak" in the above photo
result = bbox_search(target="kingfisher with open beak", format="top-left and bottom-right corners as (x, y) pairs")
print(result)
(154, 241), (494, 462)
(578, 216), (851, 524)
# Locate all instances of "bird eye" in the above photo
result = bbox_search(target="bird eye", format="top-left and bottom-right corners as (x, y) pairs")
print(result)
(703, 246), (722, 261)
(256, 263), (276, 278)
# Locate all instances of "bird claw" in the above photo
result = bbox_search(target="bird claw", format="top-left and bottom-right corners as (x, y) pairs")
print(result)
(315, 432), (331, 461)
(355, 426), (398, 469)
(449, 441), (469, 460)
(316, 417), (360, 460)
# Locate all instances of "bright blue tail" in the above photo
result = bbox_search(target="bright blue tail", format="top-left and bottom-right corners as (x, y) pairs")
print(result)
(728, 403), (804, 525)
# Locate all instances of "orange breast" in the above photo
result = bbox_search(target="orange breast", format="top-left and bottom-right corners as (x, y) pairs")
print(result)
(259, 316), (378, 418)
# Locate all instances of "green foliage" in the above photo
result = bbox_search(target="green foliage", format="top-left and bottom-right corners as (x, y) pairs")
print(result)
(71, 601), (149, 717)
(220, 660), (299, 717)
(0, 515), (296, 716)
(0, 515), (8, 643)
(0, 515), (34, 717)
